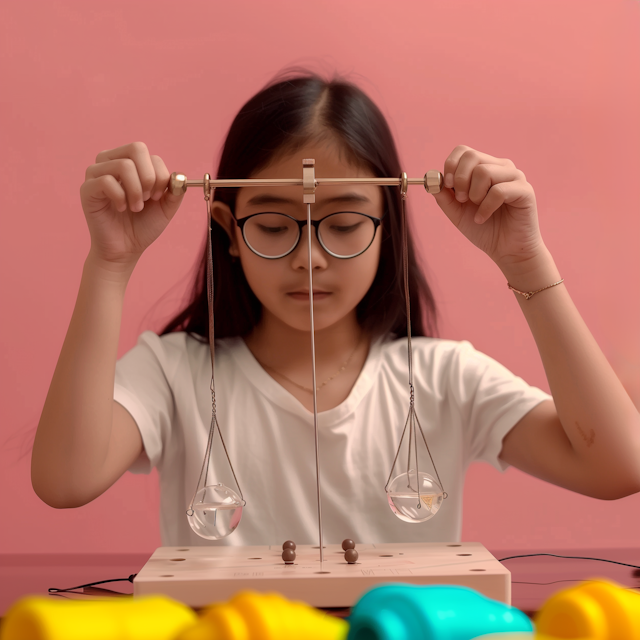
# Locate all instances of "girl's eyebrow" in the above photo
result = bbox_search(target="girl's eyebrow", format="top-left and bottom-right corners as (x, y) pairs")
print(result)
(245, 192), (372, 206)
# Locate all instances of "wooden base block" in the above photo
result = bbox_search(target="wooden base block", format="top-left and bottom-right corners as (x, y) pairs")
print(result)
(133, 541), (510, 609)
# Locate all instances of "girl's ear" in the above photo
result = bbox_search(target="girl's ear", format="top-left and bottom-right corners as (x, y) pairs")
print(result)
(210, 201), (240, 257)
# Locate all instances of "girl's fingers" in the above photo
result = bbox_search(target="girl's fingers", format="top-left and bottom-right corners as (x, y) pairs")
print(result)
(150, 154), (187, 219)
(82, 174), (128, 212)
(443, 146), (513, 200)
(467, 164), (523, 206)
(149, 154), (170, 201)
(94, 142), (157, 208)
(86, 159), (146, 212)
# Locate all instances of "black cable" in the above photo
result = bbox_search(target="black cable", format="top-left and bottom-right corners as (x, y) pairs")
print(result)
(512, 579), (640, 589)
(49, 574), (137, 594)
(46, 553), (640, 595)
(498, 552), (640, 572)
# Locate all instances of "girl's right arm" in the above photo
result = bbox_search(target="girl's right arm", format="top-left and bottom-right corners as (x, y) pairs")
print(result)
(31, 142), (186, 508)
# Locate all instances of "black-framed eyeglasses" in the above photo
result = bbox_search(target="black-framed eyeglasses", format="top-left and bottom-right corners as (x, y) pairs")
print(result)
(233, 211), (386, 259)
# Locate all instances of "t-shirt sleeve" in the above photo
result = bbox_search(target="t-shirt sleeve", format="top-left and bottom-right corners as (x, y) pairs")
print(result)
(451, 340), (553, 472)
(113, 330), (176, 475)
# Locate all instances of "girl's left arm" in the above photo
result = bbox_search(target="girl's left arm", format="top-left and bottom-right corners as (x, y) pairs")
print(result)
(431, 145), (640, 500)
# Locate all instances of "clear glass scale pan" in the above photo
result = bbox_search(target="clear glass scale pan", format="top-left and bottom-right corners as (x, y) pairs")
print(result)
(386, 470), (444, 523)
(187, 484), (245, 540)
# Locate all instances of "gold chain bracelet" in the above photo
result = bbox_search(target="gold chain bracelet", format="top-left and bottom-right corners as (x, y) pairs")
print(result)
(507, 279), (565, 300)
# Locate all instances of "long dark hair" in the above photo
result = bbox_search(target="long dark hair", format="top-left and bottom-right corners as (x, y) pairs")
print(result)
(160, 70), (439, 343)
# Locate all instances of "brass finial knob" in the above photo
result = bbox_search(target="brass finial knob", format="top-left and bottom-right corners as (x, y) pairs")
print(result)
(169, 172), (188, 196)
(424, 170), (443, 194)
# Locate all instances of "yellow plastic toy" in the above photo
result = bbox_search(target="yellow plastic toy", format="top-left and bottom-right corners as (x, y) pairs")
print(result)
(534, 577), (640, 640)
(5, 578), (636, 640)
(176, 590), (349, 640)
(0, 595), (198, 640)
(472, 578), (640, 640)
(0, 590), (346, 640)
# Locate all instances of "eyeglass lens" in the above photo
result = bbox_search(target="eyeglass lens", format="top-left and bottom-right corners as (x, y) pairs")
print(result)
(243, 212), (376, 258)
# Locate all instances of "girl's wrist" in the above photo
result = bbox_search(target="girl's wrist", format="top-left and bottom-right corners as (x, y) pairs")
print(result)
(498, 246), (561, 293)
(85, 251), (138, 286)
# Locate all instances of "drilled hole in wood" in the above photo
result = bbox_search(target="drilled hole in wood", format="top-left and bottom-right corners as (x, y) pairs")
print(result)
(170, 558), (186, 561)
(379, 555), (393, 557)
(176, 548), (190, 551)
(315, 571), (331, 574)
(470, 568), (486, 572)
(447, 544), (462, 547)
(457, 553), (472, 556)
(160, 575), (174, 577)
(249, 558), (262, 560)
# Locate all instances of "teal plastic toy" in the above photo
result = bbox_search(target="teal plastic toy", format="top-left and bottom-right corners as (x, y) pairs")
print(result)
(347, 583), (533, 640)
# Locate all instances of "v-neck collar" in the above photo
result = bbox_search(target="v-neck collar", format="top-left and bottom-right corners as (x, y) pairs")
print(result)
(224, 334), (387, 427)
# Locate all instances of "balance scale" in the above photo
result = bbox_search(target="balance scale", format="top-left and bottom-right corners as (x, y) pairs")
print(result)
(133, 542), (510, 609)
(146, 165), (508, 611)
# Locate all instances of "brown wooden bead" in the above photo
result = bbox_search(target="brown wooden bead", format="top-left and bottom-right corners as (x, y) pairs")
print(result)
(282, 540), (296, 551)
(344, 548), (359, 564)
(282, 549), (296, 564)
(342, 539), (355, 551)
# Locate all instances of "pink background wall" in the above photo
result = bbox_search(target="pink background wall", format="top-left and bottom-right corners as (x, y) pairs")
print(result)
(1, 1), (638, 554)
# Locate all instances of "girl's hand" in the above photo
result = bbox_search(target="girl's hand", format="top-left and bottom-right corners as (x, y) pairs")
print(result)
(80, 141), (186, 269)
(431, 145), (545, 270)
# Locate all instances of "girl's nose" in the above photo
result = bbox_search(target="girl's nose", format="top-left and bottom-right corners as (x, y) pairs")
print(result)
(290, 224), (328, 271)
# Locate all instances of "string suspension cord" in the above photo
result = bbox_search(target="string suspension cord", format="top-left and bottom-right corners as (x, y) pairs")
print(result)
(385, 175), (447, 503)
(307, 201), (325, 569)
(187, 179), (244, 517)
(401, 176), (420, 505)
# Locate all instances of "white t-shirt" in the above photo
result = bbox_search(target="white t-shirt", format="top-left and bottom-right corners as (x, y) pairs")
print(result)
(113, 330), (551, 548)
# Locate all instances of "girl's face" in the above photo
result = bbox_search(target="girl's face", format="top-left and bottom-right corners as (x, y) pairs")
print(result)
(213, 140), (384, 333)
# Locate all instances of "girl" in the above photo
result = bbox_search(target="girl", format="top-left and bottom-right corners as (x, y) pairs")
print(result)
(31, 72), (640, 548)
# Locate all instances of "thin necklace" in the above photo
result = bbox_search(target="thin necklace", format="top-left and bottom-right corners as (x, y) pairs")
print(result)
(260, 334), (364, 393)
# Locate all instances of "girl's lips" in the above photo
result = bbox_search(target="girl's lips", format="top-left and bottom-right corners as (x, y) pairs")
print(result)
(287, 292), (332, 300)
